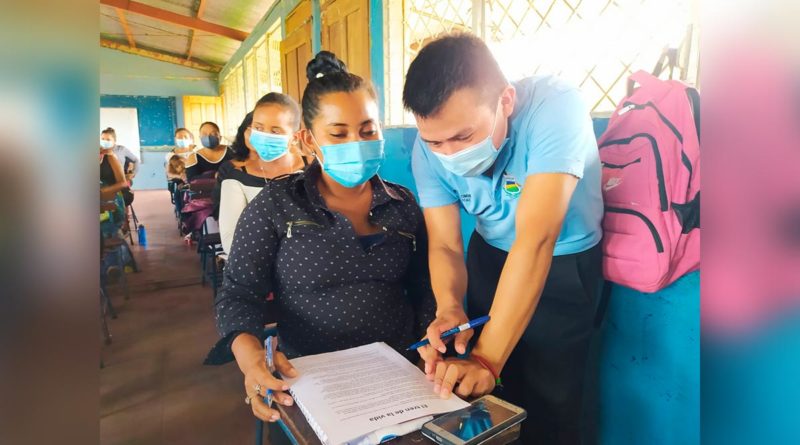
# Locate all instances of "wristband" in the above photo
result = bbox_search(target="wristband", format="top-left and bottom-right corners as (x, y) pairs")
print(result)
(470, 353), (502, 388)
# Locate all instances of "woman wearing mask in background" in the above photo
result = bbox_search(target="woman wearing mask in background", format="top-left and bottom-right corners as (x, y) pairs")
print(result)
(206, 51), (435, 428)
(100, 127), (140, 181)
(215, 93), (307, 255)
(165, 128), (195, 184)
(185, 121), (233, 181)
(100, 128), (135, 207)
(165, 127), (196, 164)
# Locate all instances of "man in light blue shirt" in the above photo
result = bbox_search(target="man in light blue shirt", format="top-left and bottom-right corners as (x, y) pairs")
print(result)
(403, 34), (603, 444)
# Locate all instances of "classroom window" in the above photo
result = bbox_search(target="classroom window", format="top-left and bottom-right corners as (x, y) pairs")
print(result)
(251, 22), (284, 105)
(221, 22), (283, 140)
(244, 51), (258, 110)
(384, 0), (699, 125)
(221, 62), (246, 140)
(267, 24), (283, 94)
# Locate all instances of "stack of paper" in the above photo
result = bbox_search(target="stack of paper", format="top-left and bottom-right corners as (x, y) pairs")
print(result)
(282, 342), (470, 445)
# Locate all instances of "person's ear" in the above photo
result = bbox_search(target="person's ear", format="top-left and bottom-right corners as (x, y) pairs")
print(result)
(500, 84), (516, 118)
(299, 129), (318, 157)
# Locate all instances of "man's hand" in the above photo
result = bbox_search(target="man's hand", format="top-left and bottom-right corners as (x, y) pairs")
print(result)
(418, 305), (470, 379)
(432, 357), (496, 399)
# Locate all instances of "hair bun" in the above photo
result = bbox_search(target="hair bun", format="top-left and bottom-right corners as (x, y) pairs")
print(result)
(306, 51), (348, 82)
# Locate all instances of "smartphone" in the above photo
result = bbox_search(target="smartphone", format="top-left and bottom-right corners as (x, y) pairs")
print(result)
(421, 395), (527, 445)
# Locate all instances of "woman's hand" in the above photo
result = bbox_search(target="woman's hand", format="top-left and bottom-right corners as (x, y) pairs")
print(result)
(240, 350), (298, 422)
(432, 357), (496, 399)
(418, 305), (470, 380)
(233, 334), (298, 422)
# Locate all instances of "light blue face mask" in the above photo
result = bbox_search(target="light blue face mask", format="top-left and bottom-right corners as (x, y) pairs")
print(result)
(249, 129), (290, 161)
(100, 139), (114, 149)
(175, 138), (192, 148)
(317, 138), (385, 188)
(431, 106), (506, 177)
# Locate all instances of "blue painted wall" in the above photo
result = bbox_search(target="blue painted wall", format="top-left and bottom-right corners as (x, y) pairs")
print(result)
(100, 95), (176, 146)
(599, 272), (700, 445)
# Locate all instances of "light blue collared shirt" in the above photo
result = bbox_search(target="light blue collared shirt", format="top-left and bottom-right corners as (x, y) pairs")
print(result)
(411, 75), (603, 255)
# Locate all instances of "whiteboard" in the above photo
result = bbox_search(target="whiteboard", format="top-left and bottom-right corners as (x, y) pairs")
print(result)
(100, 107), (141, 161)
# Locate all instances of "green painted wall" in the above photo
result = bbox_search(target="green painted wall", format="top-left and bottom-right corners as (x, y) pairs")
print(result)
(100, 47), (218, 97)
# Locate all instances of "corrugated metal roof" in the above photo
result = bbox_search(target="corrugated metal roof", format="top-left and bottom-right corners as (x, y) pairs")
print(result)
(191, 34), (242, 66)
(202, 0), (277, 33)
(99, 0), (278, 70)
(136, 0), (195, 17)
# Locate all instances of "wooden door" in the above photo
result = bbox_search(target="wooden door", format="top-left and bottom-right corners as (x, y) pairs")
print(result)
(281, 0), (313, 104)
(182, 95), (223, 137)
(321, 0), (370, 80)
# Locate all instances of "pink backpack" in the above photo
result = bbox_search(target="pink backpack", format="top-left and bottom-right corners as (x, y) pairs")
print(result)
(597, 70), (700, 293)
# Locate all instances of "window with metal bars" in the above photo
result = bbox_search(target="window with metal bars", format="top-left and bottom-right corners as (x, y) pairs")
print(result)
(384, 0), (699, 125)
(221, 22), (283, 139)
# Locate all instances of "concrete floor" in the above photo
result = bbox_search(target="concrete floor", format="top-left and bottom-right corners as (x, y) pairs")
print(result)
(100, 190), (259, 445)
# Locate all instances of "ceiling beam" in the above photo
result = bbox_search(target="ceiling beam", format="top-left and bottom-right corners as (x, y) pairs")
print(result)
(101, 38), (222, 73)
(196, 0), (207, 19)
(100, 0), (248, 41)
(115, 8), (137, 49)
(186, 0), (206, 61)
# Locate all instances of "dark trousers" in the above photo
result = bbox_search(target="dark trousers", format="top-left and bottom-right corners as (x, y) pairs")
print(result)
(466, 232), (602, 445)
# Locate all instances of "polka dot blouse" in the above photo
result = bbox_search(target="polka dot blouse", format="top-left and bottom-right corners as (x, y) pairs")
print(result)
(205, 162), (436, 364)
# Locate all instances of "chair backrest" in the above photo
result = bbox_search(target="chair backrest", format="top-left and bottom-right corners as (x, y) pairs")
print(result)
(203, 216), (220, 235)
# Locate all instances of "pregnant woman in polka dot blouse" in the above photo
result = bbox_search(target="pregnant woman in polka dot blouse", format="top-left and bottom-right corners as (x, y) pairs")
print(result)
(205, 51), (436, 423)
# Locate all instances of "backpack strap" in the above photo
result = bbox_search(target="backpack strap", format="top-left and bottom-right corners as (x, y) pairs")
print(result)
(686, 87), (701, 140)
(626, 70), (671, 98)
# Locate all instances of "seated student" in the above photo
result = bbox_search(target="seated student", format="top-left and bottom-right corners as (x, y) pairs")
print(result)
(100, 128), (136, 206)
(100, 146), (128, 236)
(165, 127), (196, 164)
(216, 93), (307, 254)
(206, 51), (435, 424)
(166, 129), (193, 184)
(100, 146), (128, 202)
(100, 127), (140, 180)
(184, 121), (234, 181)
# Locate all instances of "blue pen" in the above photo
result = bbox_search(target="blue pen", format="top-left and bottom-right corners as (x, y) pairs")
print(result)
(264, 336), (275, 407)
(407, 315), (491, 350)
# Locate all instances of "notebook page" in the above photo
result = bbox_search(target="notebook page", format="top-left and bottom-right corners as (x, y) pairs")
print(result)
(283, 342), (469, 445)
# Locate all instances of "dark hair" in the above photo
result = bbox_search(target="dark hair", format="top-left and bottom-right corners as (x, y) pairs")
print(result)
(254, 92), (301, 131)
(175, 127), (193, 137)
(301, 51), (376, 129)
(231, 112), (254, 161)
(101, 127), (116, 139)
(199, 121), (220, 133)
(402, 33), (507, 118)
